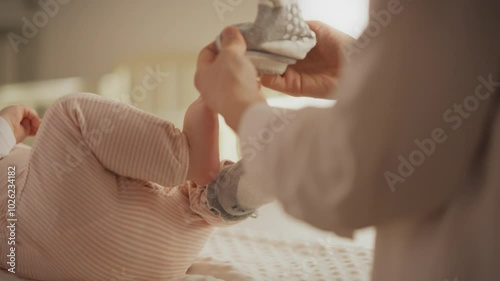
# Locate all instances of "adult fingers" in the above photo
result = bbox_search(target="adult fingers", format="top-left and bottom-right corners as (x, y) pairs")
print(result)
(261, 70), (304, 96)
(197, 41), (218, 69)
(260, 74), (288, 93)
(220, 26), (247, 56)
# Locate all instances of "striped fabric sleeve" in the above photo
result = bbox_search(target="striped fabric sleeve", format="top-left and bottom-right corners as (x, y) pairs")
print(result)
(0, 117), (16, 158)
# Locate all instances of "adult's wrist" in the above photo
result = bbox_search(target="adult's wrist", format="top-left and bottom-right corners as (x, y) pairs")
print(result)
(221, 98), (253, 132)
(221, 95), (265, 132)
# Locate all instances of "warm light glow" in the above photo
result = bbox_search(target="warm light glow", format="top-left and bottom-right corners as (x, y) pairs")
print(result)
(299, 0), (369, 38)
(267, 96), (335, 109)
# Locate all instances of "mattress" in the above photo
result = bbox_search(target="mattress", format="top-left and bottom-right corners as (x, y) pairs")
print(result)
(0, 228), (373, 281)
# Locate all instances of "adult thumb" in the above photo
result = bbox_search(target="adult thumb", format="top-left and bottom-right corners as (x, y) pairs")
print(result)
(221, 26), (247, 55)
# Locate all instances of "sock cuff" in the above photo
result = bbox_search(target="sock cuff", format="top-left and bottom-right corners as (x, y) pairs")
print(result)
(205, 161), (274, 221)
(206, 162), (256, 221)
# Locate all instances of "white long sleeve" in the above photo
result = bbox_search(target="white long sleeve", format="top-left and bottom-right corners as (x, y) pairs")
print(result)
(239, 1), (500, 280)
(0, 117), (16, 158)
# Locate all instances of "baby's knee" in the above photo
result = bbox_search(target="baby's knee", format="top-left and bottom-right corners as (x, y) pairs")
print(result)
(45, 93), (96, 118)
(51, 92), (96, 108)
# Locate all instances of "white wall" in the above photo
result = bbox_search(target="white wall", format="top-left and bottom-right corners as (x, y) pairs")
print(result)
(26, 0), (369, 82)
(30, 0), (257, 81)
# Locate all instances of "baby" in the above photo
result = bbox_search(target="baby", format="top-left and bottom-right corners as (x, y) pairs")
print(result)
(0, 93), (272, 281)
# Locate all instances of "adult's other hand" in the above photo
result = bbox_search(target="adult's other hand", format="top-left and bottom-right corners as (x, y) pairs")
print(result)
(261, 21), (353, 99)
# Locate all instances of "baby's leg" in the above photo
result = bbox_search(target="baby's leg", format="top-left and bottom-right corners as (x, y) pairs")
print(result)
(13, 93), (270, 280)
(38, 93), (190, 187)
(15, 93), (192, 280)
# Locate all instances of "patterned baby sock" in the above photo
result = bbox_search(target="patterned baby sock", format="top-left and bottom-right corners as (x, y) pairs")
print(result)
(215, 0), (317, 75)
(206, 161), (274, 221)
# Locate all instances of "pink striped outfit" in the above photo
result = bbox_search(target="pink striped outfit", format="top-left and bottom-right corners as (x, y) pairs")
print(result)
(0, 93), (249, 281)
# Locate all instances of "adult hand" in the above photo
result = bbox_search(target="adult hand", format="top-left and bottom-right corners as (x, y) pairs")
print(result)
(195, 27), (266, 132)
(260, 21), (353, 99)
(0, 105), (41, 143)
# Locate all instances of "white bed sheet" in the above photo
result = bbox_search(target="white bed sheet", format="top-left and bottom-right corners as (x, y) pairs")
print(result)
(0, 228), (373, 281)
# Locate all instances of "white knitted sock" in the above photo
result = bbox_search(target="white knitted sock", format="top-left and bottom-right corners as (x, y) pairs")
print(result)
(216, 0), (316, 74)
